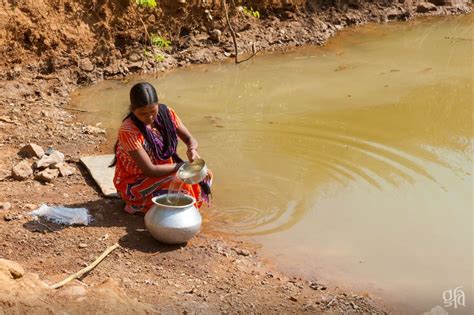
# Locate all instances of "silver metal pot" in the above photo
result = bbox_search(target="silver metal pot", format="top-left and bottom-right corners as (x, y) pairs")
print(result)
(144, 193), (201, 244)
(177, 158), (208, 184)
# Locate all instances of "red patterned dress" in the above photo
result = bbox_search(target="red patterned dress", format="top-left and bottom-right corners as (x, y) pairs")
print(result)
(113, 108), (202, 214)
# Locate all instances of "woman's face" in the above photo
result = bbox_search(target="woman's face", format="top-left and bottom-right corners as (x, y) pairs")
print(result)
(133, 104), (159, 125)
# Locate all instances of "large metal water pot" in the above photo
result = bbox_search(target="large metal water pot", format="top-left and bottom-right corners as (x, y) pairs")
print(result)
(144, 193), (202, 244)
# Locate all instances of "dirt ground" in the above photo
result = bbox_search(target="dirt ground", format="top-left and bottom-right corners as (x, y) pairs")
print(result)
(0, 0), (471, 313)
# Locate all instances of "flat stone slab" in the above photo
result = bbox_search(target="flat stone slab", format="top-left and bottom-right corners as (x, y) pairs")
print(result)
(80, 155), (118, 198)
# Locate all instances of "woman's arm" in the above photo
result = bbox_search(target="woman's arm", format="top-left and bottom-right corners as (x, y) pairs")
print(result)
(176, 123), (200, 162)
(129, 147), (183, 177)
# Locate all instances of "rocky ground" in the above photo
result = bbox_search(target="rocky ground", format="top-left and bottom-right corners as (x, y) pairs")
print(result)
(0, 0), (471, 313)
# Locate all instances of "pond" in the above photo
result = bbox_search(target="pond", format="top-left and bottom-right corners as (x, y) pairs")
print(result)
(71, 13), (473, 314)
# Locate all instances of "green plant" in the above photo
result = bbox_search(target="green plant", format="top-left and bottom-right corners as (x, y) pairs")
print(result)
(143, 48), (153, 58)
(143, 49), (166, 62)
(242, 6), (260, 19)
(150, 33), (172, 49)
(154, 53), (165, 62)
(135, 0), (157, 8)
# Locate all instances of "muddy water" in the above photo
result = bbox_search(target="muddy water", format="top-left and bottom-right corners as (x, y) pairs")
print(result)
(72, 14), (473, 314)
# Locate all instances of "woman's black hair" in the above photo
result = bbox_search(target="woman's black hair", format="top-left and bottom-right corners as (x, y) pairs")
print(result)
(129, 82), (159, 110)
(110, 82), (159, 167)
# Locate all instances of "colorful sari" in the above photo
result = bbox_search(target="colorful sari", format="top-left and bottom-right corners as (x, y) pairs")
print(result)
(113, 105), (207, 214)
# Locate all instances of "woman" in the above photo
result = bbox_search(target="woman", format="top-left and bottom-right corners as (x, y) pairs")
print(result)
(111, 82), (210, 214)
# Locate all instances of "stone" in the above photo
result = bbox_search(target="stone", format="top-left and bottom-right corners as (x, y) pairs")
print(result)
(19, 143), (44, 159)
(147, 14), (156, 24)
(35, 168), (59, 182)
(78, 243), (88, 248)
(209, 29), (222, 43)
(34, 151), (65, 169)
(128, 61), (144, 72)
(0, 258), (25, 279)
(79, 58), (95, 72)
(23, 203), (37, 210)
(234, 248), (250, 256)
(309, 281), (327, 291)
(82, 125), (106, 135)
(417, 2), (438, 12)
(80, 155), (118, 198)
(12, 160), (33, 180)
(0, 116), (15, 123)
(386, 8), (401, 20)
(129, 53), (141, 62)
(0, 202), (12, 211)
(52, 162), (76, 177)
(104, 63), (120, 75)
(4, 213), (21, 221)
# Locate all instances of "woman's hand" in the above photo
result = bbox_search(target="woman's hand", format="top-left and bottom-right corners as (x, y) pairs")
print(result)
(186, 148), (200, 162)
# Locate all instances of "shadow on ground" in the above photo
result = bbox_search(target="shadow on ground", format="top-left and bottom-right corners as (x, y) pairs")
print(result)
(23, 197), (185, 254)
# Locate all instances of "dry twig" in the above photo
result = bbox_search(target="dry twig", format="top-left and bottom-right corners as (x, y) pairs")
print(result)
(222, 0), (258, 64)
(50, 243), (120, 289)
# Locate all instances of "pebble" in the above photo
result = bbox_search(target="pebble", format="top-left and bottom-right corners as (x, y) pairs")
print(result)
(234, 248), (250, 256)
(52, 162), (76, 177)
(12, 160), (33, 180)
(209, 29), (222, 42)
(0, 202), (12, 211)
(82, 125), (106, 135)
(0, 259), (25, 279)
(34, 151), (65, 169)
(23, 203), (37, 210)
(35, 168), (59, 182)
(78, 243), (88, 248)
(79, 58), (95, 72)
(19, 143), (44, 159)
(3, 213), (22, 221)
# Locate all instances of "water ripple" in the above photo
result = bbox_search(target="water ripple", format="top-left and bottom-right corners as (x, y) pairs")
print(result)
(221, 125), (442, 189)
(206, 200), (303, 236)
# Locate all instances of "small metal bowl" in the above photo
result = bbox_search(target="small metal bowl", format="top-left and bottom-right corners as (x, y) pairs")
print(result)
(177, 158), (208, 184)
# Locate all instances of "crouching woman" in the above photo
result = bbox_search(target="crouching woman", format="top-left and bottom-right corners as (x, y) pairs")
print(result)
(111, 82), (210, 214)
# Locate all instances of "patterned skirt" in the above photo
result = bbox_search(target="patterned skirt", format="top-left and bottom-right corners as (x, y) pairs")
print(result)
(117, 174), (206, 214)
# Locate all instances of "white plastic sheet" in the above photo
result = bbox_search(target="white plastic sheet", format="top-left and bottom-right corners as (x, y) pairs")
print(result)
(29, 204), (91, 226)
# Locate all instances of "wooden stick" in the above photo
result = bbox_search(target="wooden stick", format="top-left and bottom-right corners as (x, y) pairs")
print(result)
(223, 0), (238, 64)
(50, 243), (120, 289)
(222, 0), (258, 64)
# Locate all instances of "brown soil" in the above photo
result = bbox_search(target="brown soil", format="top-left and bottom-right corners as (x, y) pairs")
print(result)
(0, 0), (471, 313)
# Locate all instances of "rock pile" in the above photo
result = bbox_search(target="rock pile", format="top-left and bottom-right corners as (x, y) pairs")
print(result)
(12, 143), (76, 183)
